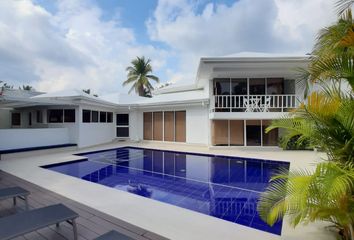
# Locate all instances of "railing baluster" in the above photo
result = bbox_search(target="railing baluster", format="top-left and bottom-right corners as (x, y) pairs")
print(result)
(212, 94), (301, 112)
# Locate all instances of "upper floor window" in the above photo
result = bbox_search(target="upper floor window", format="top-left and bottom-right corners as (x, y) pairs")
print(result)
(214, 78), (230, 95)
(213, 78), (295, 95)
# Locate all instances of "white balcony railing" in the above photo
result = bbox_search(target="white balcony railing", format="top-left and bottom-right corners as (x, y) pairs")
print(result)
(211, 94), (301, 112)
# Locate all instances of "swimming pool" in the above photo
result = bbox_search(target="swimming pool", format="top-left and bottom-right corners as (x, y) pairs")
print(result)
(43, 147), (289, 235)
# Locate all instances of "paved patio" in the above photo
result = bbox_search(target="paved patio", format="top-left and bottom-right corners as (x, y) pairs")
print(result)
(0, 142), (336, 240)
(0, 170), (166, 240)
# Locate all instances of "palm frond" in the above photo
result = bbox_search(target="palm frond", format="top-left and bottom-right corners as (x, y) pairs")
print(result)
(122, 56), (159, 97)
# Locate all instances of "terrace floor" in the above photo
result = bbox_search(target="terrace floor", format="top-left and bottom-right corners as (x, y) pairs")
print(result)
(0, 141), (337, 240)
(0, 170), (165, 240)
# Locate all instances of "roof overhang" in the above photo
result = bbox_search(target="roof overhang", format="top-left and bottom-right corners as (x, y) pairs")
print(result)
(195, 55), (311, 87)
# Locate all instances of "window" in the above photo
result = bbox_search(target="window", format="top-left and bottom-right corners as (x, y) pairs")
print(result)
(231, 78), (247, 95)
(92, 111), (98, 122)
(267, 78), (284, 95)
(246, 120), (262, 146)
(249, 78), (266, 95)
(116, 114), (129, 138)
(100, 111), (107, 123)
(82, 110), (91, 123)
(107, 112), (113, 123)
(116, 127), (129, 137)
(214, 78), (230, 95)
(36, 110), (43, 123)
(64, 109), (75, 122)
(11, 112), (21, 126)
(116, 114), (129, 125)
(48, 109), (63, 123)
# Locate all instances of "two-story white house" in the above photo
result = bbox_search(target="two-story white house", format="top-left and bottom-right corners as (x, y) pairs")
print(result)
(0, 53), (309, 154)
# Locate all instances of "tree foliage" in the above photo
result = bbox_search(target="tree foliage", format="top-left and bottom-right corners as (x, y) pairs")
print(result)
(123, 56), (159, 97)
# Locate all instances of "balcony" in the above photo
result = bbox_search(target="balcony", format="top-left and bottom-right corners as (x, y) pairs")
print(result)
(211, 94), (300, 113)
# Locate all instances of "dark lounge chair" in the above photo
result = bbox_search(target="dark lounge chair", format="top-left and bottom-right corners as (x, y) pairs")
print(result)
(0, 204), (79, 240)
(95, 230), (135, 240)
(0, 186), (30, 210)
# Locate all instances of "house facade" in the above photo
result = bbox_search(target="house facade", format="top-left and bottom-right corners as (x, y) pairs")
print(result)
(0, 53), (309, 152)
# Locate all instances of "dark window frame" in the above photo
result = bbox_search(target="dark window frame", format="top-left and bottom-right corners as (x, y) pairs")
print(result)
(48, 109), (64, 123)
(82, 109), (91, 123)
(116, 127), (129, 137)
(11, 112), (21, 126)
(107, 112), (113, 123)
(36, 110), (43, 123)
(100, 111), (107, 123)
(116, 114), (129, 126)
(64, 109), (75, 123)
(92, 111), (99, 122)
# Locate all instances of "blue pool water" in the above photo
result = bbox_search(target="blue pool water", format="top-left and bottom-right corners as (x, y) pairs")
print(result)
(43, 147), (289, 235)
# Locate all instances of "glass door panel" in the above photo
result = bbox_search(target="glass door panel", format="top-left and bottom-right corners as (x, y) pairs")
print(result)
(262, 120), (278, 146)
(175, 111), (186, 142)
(211, 120), (229, 146)
(249, 78), (265, 95)
(230, 120), (244, 146)
(153, 112), (163, 141)
(164, 111), (174, 141)
(143, 112), (153, 140)
(246, 120), (262, 146)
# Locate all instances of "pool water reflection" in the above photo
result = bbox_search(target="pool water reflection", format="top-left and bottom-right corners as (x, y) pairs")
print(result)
(43, 147), (289, 235)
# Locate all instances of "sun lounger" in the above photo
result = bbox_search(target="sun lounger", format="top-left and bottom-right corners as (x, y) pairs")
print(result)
(0, 186), (30, 210)
(0, 203), (79, 240)
(95, 230), (135, 240)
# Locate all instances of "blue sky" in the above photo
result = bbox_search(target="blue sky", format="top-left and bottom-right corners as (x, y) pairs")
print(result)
(0, 0), (337, 95)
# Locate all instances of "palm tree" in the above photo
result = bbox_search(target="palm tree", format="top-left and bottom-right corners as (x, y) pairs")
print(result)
(20, 85), (33, 91)
(257, 2), (354, 239)
(268, 90), (354, 163)
(258, 162), (354, 239)
(336, 0), (354, 15)
(82, 89), (98, 97)
(298, 9), (354, 97)
(123, 56), (159, 97)
(258, 86), (354, 239)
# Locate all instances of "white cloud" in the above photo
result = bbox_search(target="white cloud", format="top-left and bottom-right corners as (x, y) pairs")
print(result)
(0, 0), (168, 94)
(0, 0), (340, 92)
(147, 0), (338, 84)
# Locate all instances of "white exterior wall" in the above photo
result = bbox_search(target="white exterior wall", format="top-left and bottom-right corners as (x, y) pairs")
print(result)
(0, 128), (70, 150)
(0, 109), (11, 129)
(77, 105), (116, 148)
(128, 109), (141, 142)
(186, 105), (209, 145)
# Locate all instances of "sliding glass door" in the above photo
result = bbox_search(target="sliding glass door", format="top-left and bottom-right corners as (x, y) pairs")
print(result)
(143, 111), (186, 142)
(211, 120), (278, 146)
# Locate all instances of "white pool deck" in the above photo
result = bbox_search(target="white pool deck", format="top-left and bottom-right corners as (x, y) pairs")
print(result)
(0, 142), (337, 240)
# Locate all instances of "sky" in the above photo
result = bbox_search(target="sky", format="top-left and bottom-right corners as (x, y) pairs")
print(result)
(0, 0), (338, 95)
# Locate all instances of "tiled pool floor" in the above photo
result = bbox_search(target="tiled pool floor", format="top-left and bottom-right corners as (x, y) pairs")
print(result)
(43, 147), (289, 235)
